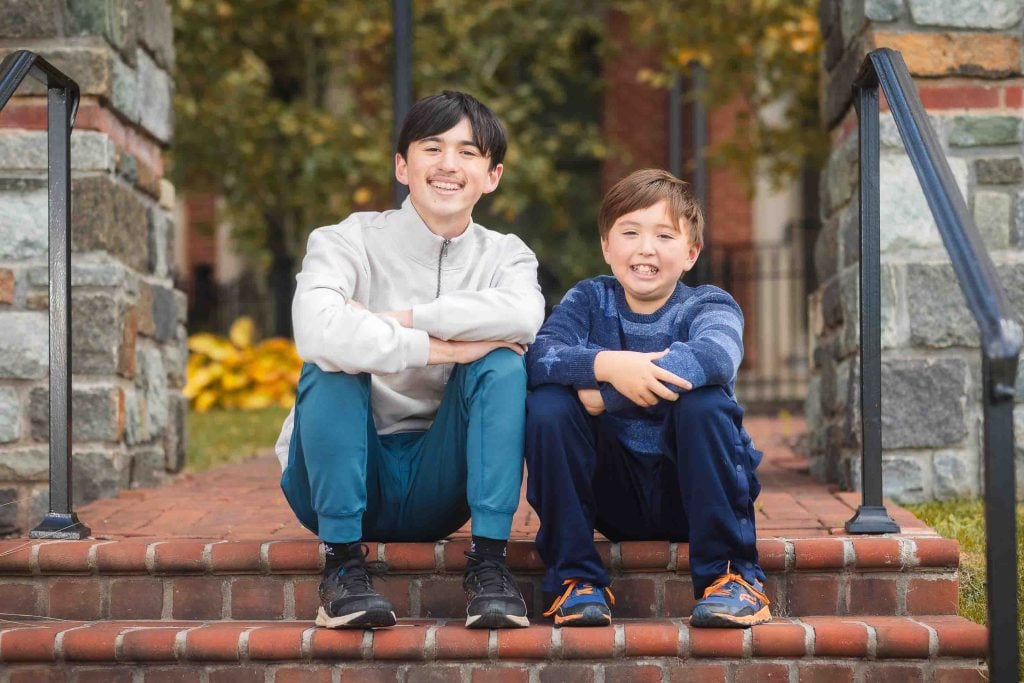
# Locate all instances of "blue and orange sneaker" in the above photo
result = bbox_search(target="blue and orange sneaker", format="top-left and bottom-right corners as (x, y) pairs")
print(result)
(543, 579), (615, 627)
(690, 565), (771, 628)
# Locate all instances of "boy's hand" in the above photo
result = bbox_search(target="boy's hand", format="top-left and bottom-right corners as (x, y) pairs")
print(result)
(594, 350), (692, 407)
(577, 388), (605, 416)
(428, 338), (525, 365)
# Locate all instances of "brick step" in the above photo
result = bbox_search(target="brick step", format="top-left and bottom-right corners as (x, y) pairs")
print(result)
(0, 616), (987, 681)
(0, 535), (960, 622)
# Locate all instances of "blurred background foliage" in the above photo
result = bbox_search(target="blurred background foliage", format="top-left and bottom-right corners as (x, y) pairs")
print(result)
(171, 0), (823, 303)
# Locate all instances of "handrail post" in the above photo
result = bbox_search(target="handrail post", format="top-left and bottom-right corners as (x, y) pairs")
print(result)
(846, 70), (899, 535)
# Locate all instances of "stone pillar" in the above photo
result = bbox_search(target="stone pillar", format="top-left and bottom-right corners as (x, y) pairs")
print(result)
(0, 1), (186, 535)
(810, 0), (1024, 502)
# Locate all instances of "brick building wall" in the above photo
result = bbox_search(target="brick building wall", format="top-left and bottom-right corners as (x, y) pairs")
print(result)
(0, 1), (186, 535)
(809, 0), (1024, 501)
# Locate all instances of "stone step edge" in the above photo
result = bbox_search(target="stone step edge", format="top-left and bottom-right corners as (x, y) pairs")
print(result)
(0, 535), (960, 576)
(0, 615), (987, 664)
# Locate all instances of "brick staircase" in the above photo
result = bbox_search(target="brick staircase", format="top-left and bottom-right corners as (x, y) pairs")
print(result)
(0, 421), (989, 680)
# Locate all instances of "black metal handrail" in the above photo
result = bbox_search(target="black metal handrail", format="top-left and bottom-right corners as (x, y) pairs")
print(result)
(0, 50), (90, 540)
(847, 48), (1021, 681)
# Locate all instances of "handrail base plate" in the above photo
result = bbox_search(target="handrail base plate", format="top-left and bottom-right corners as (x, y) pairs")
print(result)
(845, 505), (900, 534)
(30, 512), (91, 540)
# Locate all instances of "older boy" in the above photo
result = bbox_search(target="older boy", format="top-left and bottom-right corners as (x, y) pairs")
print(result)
(276, 91), (545, 629)
(525, 169), (769, 628)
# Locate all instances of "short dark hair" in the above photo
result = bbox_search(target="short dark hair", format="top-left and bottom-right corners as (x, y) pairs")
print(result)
(598, 169), (705, 249)
(397, 91), (507, 169)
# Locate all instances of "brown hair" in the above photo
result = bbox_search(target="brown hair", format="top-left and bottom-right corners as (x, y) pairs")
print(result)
(598, 169), (705, 249)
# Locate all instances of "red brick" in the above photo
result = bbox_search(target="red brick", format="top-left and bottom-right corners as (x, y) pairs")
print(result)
(292, 577), (321, 620)
(231, 577), (285, 619)
(918, 85), (1001, 110)
(932, 667), (988, 683)
(675, 543), (691, 571)
(0, 583), (42, 617)
(443, 538), (473, 571)
(337, 666), (401, 682)
(209, 667), (263, 683)
(143, 669), (198, 683)
(121, 627), (181, 661)
(371, 622), (429, 660)
(797, 663), (855, 683)
(751, 621), (806, 656)
(618, 541), (670, 570)
(153, 541), (208, 573)
(864, 617), (931, 659)
(845, 576), (898, 615)
(407, 667), (464, 683)
(664, 578), (697, 617)
(434, 625), (489, 659)
(862, 663), (924, 683)
(171, 576), (225, 619)
(906, 577), (958, 615)
(266, 540), (320, 572)
(419, 577), (465, 618)
(95, 540), (150, 573)
(9, 667), (64, 683)
(609, 577), (655, 617)
(275, 668), (333, 683)
(309, 628), (364, 659)
(756, 539), (788, 571)
(595, 541), (613, 569)
(74, 669), (134, 683)
(623, 621), (679, 657)
(184, 624), (245, 661)
(805, 617), (868, 657)
(471, 667), (530, 683)
(382, 542), (435, 571)
(497, 625), (553, 659)
(247, 624), (307, 660)
(0, 269), (12, 304)
(48, 579), (101, 620)
(788, 575), (840, 615)
(606, 664), (662, 683)
(912, 537), (960, 568)
(376, 576), (412, 618)
(668, 662), (728, 682)
(852, 538), (902, 568)
(36, 541), (95, 573)
(62, 623), (122, 661)
(539, 664), (595, 683)
(792, 538), (846, 569)
(109, 578), (164, 619)
(560, 626), (614, 659)
(0, 624), (64, 662)
(0, 541), (35, 572)
(915, 615), (987, 657)
(210, 541), (264, 572)
(505, 541), (544, 571)
(736, 663), (791, 681)
(1007, 86), (1022, 109)
(688, 625), (744, 657)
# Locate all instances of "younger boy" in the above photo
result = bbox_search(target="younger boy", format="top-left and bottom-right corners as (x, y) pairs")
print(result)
(524, 169), (769, 628)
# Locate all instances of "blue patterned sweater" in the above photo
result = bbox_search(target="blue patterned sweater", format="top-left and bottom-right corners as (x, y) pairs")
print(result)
(525, 275), (745, 454)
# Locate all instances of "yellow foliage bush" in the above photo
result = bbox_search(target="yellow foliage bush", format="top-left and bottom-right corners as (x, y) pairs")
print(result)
(184, 317), (302, 412)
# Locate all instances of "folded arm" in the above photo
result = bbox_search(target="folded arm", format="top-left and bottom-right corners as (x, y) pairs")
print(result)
(525, 285), (601, 389)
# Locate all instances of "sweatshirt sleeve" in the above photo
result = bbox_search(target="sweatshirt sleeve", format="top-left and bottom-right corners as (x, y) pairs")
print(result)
(525, 284), (601, 389)
(410, 235), (545, 344)
(653, 289), (744, 391)
(292, 224), (430, 374)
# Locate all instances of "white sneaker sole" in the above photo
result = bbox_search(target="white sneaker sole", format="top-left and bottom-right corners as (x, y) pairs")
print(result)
(315, 605), (396, 628)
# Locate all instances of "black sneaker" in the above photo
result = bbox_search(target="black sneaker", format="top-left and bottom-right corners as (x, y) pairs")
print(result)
(315, 545), (396, 628)
(462, 551), (529, 629)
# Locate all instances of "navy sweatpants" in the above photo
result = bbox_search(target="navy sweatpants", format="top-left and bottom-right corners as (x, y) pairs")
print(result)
(525, 384), (764, 598)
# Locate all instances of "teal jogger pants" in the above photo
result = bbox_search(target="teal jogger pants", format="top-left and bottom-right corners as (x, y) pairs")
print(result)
(280, 348), (526, 543)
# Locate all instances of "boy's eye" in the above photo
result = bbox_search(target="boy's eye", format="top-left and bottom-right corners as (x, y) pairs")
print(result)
(424, 146), (441, 152)
(621, 230), (638, 236)
(658, 233), (676, 240)
(460, 150), (478, 157)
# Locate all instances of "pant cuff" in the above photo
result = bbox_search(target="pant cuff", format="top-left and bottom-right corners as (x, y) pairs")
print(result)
(317, 511), (363, 543)
(469, 508), (514, 541)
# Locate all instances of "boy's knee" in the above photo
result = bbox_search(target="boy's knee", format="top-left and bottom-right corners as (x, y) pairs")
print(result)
(527, 384), (583, 428)
(670, 385), (735, 424)
(468, 348), (527, 387)
(299, 363), (369, 404)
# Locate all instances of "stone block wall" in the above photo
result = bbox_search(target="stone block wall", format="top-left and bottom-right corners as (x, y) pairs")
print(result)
(810, 0), (1024, 502)
(0, 1), (185, 535)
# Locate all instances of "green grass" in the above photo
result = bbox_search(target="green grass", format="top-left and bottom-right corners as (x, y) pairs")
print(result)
(186, 406), (290, 472)
(906, 500), (1024, 663)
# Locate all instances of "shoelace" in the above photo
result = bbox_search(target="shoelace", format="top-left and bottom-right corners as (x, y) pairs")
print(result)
(334, 544), (389, 592)
(701, 562), (768, 604)
(543, 579), (616, 617)
(463, 554), (516, 594)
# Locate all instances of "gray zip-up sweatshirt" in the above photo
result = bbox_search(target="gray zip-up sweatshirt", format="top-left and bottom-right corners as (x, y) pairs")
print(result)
(275, 198), (545, 468)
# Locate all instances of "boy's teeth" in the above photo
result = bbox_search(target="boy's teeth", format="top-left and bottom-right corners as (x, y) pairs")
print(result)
(632, 265), (657, 274)
(431, 181), (460, 191)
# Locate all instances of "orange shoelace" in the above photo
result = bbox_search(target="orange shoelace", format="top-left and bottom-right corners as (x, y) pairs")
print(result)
(543, 579), (616, 617)
(701, 562), (769, 605)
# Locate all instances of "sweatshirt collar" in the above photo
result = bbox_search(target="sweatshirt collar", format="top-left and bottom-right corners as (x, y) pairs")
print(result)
(387, 197), (477, 267)
(613, 279), (688, 323)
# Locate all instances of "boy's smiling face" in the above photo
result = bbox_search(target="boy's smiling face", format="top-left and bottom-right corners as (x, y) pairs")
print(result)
(395, 117), (503, 237)
(601, 199), (700, 314)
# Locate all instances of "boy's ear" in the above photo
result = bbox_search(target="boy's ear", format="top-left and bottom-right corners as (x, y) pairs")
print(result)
(600, 235), (612, 266)
(481, 162), (504, 194)
(394, 152), (410, 186)
(684, 242), (702, 271)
